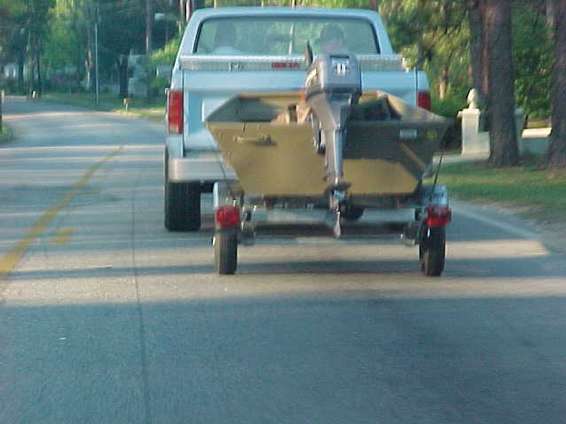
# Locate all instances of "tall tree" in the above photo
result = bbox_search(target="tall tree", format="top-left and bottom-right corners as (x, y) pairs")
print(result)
(548, 0), (566, 167)
(467, 0), (486, 101)
(483, 0), (519, 166)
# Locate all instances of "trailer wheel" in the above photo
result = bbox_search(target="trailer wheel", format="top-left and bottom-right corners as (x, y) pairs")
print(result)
(419, 227), (446, 277)
(214, 231), (238, 275)
(164, 149), (201, 231)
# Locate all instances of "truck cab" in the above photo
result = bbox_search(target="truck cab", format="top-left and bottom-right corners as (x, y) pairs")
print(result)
(164, 7), (430, 231)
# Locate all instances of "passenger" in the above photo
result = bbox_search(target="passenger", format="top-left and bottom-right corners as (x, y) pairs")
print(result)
(212, 22), (242, 55)
(319, 24), (346, 54)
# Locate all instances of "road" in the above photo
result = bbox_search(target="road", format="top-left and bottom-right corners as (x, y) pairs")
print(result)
(1, 97), (566, 424)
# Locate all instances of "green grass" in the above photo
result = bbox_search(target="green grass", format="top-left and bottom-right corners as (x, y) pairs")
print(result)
(43, 93), (165, 123)
(437, 161), (566, 223)
(0, 124), (14, 143)
(526, 117), (551, 129)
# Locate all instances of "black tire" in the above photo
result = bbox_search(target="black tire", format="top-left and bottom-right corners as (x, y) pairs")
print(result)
(164, 149), (201, 231)
(419, 227), (446, 277)
(214, 231), (238, 275)
(342, 205), (364, 221)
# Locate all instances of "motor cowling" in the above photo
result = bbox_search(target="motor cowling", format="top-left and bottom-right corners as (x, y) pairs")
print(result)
(304, 54), (361, 191)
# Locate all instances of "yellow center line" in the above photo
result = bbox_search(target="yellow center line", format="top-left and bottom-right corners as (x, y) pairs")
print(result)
(51, 227), (75, 246)
(0, 146), (123, 286)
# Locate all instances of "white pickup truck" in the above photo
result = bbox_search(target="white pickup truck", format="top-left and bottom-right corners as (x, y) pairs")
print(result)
(164, 7), (431, 231)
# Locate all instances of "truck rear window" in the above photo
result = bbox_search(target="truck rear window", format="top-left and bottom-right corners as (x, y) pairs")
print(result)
(194, 17), (380, 56)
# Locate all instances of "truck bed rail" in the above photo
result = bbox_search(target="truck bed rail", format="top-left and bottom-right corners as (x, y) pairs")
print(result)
(179, 54), (405, 72)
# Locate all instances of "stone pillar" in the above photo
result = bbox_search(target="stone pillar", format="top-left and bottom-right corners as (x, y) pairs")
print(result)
(459, 89), (489, 157)
(460, 89), (526, 157)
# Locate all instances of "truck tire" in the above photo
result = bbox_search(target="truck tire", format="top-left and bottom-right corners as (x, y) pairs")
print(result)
(164, 150), (201, 231)
(343, 205), (364, 221)
(419, 227), (446, 277)
(214, 231), (238, 275)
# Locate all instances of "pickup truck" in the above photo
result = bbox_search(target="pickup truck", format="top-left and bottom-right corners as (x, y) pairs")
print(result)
(164, 6), (431, 231)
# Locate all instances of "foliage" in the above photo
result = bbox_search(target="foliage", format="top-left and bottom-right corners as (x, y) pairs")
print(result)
(150, 35), (181, 66)
(0, 0), (554, 114)
(379, 0), (469, 111)
(512, 3), (552, 119)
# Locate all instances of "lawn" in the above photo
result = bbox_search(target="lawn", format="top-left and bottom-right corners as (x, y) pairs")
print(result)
(43, 93), (165, 123)
(437, 160), (566, 223)
(0, 124), (13, 143)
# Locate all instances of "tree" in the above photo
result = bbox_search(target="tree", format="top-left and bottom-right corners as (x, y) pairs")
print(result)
(483, 0), (519, 166)
(548, 0), (566, 167)
(379, 0), (469, 110)
(467, 0), (487, 100)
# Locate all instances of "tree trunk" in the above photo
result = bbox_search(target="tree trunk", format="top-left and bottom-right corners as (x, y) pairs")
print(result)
(17, 52), (25, 94)
(467, 0), (484, 99)
(438, 65), (449, 100)
(548, 0), (566, 167)
(479, 0), (490, 102)
(547, 0), (556, 27)
(118, 56), (129, 99)
(36, 46), (42, 96)
(484, 0), (519, 167)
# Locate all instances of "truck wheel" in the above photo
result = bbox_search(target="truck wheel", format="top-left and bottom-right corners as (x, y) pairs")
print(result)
(419, 227), (446, 277)
(164, 150), (201, 231)
(343, 205), (364, 221)
(214, 231), (238, 275)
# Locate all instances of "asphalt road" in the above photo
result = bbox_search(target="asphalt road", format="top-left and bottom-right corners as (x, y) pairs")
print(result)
(1, 97), (566, 424)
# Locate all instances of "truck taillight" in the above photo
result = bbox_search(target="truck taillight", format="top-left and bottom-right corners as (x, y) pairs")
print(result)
(167, 90), (183, 134)
(417, 91), (432, 111)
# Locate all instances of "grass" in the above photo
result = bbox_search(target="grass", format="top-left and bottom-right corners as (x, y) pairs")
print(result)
(526, 117), (551, 129)
(0, 124), (14, 143)
(42, 92), (165, 123)
(437, 160), (566, 224)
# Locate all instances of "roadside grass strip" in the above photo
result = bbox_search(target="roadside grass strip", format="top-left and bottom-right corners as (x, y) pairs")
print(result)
(43, 93), (165, 122)
(437, 161), (566, 223)
(0, 146), (123, 292)
(0, 125), (14, 143)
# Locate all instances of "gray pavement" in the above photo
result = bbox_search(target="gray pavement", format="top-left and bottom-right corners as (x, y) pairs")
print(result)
(1, 97), (566, 423)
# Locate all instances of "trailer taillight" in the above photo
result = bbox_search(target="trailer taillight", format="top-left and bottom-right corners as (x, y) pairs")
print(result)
(167, 90), (183, 134)
(215, 205), (240, 229)
(417, 91), (432, 111)
(426, 205), (452, 228)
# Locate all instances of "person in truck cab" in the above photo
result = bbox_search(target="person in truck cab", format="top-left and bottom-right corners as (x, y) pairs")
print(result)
(319, 24), (346, 54)
(212, 22), (242, 55)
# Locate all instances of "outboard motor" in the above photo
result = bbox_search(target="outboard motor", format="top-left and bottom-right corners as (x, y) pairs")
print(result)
(304, 46), (362, 236)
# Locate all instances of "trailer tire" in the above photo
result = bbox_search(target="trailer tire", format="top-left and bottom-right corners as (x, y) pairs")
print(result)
(419, 227), (446, 277)
(164, 150), (201, 231)
(214, 231), (238, 275)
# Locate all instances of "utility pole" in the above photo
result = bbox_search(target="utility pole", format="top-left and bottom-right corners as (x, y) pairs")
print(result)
(95, 3), (100, 105)
(146, 0), (153, 55)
